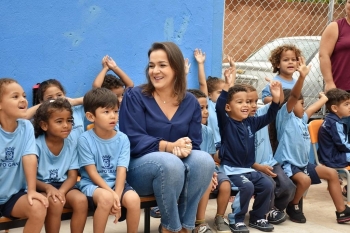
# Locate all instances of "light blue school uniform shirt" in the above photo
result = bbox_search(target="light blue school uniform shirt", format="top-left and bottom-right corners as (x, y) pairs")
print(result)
(200, 124), (216, 155)
(255, 104), (278, 167)
(36, 135), (79, 183)
(261, 75), (296, 102)
(208, 98), (221, 146)
(77, 129), (130, 196)
(274, 103), (310, 176)
(0, 120), (37, 204)
(69, 105), (85, 144)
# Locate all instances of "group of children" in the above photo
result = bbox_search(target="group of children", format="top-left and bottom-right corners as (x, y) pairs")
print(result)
(1, 43), (350, 233)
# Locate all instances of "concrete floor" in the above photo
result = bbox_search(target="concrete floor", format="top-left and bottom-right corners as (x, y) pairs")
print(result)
(4, 180), (350, 233)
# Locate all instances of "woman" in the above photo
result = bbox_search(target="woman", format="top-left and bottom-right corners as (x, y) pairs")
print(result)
(319, 0), (350, 92)
(119, 42), (214, 233)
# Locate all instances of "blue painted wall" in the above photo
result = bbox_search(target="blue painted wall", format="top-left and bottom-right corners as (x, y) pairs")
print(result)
(0, 1), (224, 106)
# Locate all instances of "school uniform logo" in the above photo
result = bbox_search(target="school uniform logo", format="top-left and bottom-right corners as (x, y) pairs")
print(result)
(102, 155), (113, 169)
(3, 147), (14, 162)
(247, 126), (254, 138)
(49, 169), (59, 179)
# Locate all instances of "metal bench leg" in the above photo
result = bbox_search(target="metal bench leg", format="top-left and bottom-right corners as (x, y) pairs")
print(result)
(144, 207), (151, 233)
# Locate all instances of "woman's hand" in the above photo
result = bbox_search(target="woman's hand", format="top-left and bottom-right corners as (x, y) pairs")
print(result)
(172, 137), (193, 158)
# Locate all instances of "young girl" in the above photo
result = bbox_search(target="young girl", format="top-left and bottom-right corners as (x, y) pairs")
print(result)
(262, 44), (301, 104)
(33, 98), (88, 233)
(0, 78), (48, 233)
(92, 55), (134, 104)
(35, 79), (85, 143)
(271, 57), (350, 224)
(194, 48), (235, 150)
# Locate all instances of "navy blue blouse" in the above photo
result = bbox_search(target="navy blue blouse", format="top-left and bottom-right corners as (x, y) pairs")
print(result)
(119, 86), (202, 158)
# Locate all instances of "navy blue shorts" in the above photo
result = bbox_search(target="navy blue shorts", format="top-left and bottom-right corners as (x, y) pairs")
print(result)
(87, 182), (134, 222)
(0, 190), (26, 219)
(290, 163), (321, 185)
(216, 171), (230, 190)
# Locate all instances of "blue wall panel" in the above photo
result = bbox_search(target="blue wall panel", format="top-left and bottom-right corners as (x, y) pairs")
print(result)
(0, 1), (224, 106)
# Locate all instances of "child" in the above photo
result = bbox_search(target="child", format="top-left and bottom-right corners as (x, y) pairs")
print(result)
(318, 88), (350, 168)
(0, 78), (48, 233)
(216, 72), (281, 232)
(262, 44), (302, 104)
(33, 98), (88, 233)
(194, 48), (236, 150)
(188, 89), (231, 233)
(35, 79), (85, 143)
(243, 83), (296, 225)
(77, 88), (140, 233)
(92, 55), (134, 104)
(272, 58), (350, 224)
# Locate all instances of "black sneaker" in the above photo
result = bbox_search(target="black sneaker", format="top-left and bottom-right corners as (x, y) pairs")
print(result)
(229, 222), (249, 233)
(267, 209), (287, 224)
(336, 205), (350, 223)
(248, 219), (274, 232)
(286, 204), (306, 223)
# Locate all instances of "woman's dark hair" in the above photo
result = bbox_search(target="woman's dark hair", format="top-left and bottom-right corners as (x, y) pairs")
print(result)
(102, 74), (125, 90)
(142, 42), (186, 105)
(33, 98), (73, 138)
(35, 79), (66, 105)
(269, 88), (303, 153)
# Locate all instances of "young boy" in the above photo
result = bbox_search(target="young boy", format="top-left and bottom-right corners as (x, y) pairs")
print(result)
(77, 88), (140, 233)
(0, 78), (48, 233)
(188, 89), (231, 233)
(243, 83), (296, 225)
(318, 88), (350, 168)
(262, 44), (302, 104)
(216, 74), (281, 232)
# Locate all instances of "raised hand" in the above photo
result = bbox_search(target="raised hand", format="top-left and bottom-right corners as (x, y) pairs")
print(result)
(318, 92), (328, 101)
(296, 56), (311, 78)
(194, 48), (206, 64)
(224, 67), (236, 85)
(106, 56), (118, 70)
(227, 55), (236, 68)
(102, 55), (108, 69)
(269, 80), (281, 102)
(184, 58), (191, 75)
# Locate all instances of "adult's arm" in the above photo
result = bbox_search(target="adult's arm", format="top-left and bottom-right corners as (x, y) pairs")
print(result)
(319, 22), (338, 92)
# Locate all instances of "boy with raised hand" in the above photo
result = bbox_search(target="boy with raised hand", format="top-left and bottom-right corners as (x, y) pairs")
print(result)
(216, 73), (281, 232)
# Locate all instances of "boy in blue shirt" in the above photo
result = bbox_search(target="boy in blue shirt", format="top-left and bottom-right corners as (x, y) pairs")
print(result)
(77, 88), (140, 233)
(216, 74), (281, 233)
(318, 88), (350, 168)
(0, 78), (48, 233)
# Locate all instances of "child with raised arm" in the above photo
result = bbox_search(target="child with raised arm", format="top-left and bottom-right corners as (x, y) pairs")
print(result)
(92, 55), (134, 104)
(194, 49), (236, 150)
(0, 78), (48, 233)
(77, 88), (140, 233)
(187, 89), (231, 233)
(272, 58), (350, 224)
(262, 44), (302, 104)
(33, 98), (88, 233)
(216, 72), (281, 232)
(244, 83), (296, 225)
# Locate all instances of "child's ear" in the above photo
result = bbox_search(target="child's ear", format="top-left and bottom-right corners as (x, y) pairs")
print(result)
(39, 121), (48, 131)
(85, 112), (95, 122)
(225, 103), (231, 112)
(331, 105), (338, 113)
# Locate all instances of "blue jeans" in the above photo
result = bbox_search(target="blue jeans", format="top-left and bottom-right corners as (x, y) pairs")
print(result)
(126, 150), (214, 231)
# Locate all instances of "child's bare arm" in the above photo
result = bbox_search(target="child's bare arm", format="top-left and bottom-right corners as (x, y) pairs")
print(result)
(66, 97), (83, 106)
(59, 169), (78, 195)
(84, 165), (113, 191)
(92, 55), (109, 89)
(184, 58), (191, 76)
(286, 57), (310, 112)
(107, 56), (134, 88)
(114, 167), (126, 198)
(252, 163), (277, 177)
(305, 92), (328, 119)
(23, 155), (48, 207)
(194, 49), (208, 96)
(25, 104), (41, 119)
(227, 55), (237, 86)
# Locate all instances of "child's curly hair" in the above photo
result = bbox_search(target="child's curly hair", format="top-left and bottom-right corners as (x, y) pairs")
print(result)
(33, 98), (73, 138)
(269, 44), (302, 73)
(0, 78), (17, 101)
(325, 88), (350, 113)
(101, 74), (125, 90)
(207, 76), (224, 94)
(187, 89), (207, 99)
(226, 85), (247, 104)
(238, 83), (257, 92)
